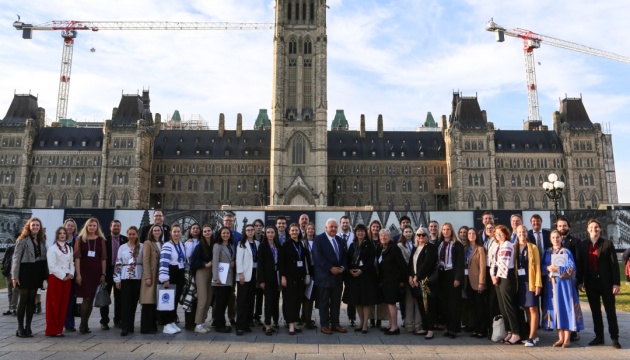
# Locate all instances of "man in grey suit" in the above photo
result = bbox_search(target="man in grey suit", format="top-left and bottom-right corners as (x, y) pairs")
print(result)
(312, 219), (348, 334)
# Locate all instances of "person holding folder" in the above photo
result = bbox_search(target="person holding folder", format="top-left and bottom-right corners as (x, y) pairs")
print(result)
(211, 226), (235, 333)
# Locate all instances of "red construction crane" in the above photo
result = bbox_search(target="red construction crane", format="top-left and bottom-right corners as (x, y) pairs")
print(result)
(485, 18), (630, 122)
(13, 19), (273, 121)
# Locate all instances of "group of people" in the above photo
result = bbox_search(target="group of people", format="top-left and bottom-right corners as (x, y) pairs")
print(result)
(2, 210), (624, 350)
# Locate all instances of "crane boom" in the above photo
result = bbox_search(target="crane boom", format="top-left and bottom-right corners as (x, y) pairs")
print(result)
(486, 18), (630, 122)
(13, 19), (273, 122)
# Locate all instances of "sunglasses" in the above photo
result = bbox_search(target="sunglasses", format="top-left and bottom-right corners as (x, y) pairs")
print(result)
(416, 233), (427, 237)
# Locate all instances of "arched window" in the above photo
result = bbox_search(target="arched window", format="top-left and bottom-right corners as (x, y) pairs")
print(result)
(7, 192), (15, 207)
(525, 176), (530, 187)
(75, 193), (82, 208)
(539, 174), (544, 186)
(304, 38), (312, 54)
(92, 193), (99, 208)
(514, 194), (521, 209)
(498, 194), (505, 210)
(579, 175), (583, 186)
(542, 195), (548, 209)
(480, 174), (485, 186)
(468, 174), (473, 186)
(46, 193), (53, 208)
(287, 2), (292, 20)
(123, 192), (130, 208)
(467, 194), (475, 209)
(480, 194), (488, 209)
(528, 195), (535, 209)
(517, 175), (522, 187)
(386, 181), (391, 192)
(288, 38), (297, 54)
(500, 175), (505, 187)
(578, 193), (586, 209)
(172, 197), (179, 210)
(109, 192), (117, 208)
(391, 180), (396, 192)
(591, 193), (598, 208)
(60, 193), (68, 208)
(292, 134), (306, 164)
(589, 174), (594, 186)
(29, 193), (36, 207)
(188, 197), (195, 209)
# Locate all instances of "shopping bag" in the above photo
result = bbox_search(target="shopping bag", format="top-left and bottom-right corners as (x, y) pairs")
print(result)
(490, 315), (507, 342)
(93, 284), (111, 308)
(157, 284), (177, 311)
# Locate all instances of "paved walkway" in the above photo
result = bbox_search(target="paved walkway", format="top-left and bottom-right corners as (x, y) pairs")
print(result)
(0, 289), (628, 359)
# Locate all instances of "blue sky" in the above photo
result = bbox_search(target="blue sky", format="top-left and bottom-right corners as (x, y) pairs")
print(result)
(1, 0), (629, 201)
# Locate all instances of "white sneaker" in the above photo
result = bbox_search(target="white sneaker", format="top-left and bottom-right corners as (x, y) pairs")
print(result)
(170, 322), (182, 333)
(195, 325), (208, 333)
(163, 324), (177, 334)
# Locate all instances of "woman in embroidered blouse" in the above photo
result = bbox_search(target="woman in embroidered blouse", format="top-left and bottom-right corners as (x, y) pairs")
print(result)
(541, 230), (584, 347)
(211, 226), (236, 333)
(515, 225), (543, 347)
(465, 228), (487, 338)
(490, 225), (520, 345)
(257, 226), (280, 335)
(139, 224), (163, 334)
(114, 226), (143, 336)
(190, 224), (214, 333)
(74, 217), (106, 335)
(158, 223), (186, 335)
(12, 217), (48, 338)
(62, 219), (79, 332)
(235, 224), (260, 335)
(437, 222), (465, 338)
(45, 226), (74, 337)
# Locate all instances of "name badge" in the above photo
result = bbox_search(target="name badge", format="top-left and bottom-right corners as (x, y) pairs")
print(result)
(297, 261), (304, 268)
(445, 264), (453, 270)
(178, 263), (184, 269)
(359, 261), (364, 267)
(518, 268), (526, 276)
(87, 251), (96, 257)
(464, 269), (469, 276)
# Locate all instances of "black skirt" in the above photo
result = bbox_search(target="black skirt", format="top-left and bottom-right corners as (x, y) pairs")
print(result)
(18, 260), (47, 289)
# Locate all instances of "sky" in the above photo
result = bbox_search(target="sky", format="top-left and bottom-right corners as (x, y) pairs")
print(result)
(1, 0), (629, 201)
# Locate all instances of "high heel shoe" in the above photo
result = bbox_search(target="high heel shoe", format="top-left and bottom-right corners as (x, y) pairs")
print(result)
(15, 325), (26, 338)
(25, 326), (33, 338)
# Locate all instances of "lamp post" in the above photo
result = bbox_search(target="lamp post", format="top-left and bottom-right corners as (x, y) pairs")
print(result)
(542, 173), (565, 222)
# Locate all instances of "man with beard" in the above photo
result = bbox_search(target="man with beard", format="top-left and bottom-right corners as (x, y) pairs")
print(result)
(337, 216), (355, 326)
(299, 214), (310, 238)
(102, 220), (129, 330)
(556, 216), (581, 342)
(140, 210), (170, 243)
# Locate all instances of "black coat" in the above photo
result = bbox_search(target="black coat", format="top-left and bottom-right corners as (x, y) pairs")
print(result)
(561, 234), (581, 260)
(104, 234), (128, 281)
(377, 242), (408, 304)
(278, 239), (309, 285)
(342, 239), (378, 306)
(408, 242), (439, 281)
(257, 240), (280, 286)
(576, 237), (620, 287)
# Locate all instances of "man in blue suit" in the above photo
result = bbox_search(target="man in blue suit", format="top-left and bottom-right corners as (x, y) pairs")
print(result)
(313, 218), (348, 334)
(527, 214), (551, 257)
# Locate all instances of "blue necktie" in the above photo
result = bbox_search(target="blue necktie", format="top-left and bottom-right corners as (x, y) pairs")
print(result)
(332, 238), (340, 261)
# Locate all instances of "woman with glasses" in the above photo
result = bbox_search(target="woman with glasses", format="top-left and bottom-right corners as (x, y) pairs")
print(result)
(368, 220), (386, 328)
(408, 227), (438, 339)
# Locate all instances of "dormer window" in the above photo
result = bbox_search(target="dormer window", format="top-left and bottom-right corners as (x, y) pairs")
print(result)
(352, 151), (357, 157)
(401, 151), (405, 157)
(53, 140), (59, 147)
(176, 150), (181, 156)
(497, 143), (502, 149)
(39, 140), (45, 147)
(391, 151), (395, 157)
(342, 151), (347, 157)
(225, 149), (230, 156)
(244, 150), (249, 156)
(81, 140), (87, 147)
(524, 143), (529, 149)
(195, 150), (200, 155)
(179, 137), (184, 143)
(67, 140), (73, 147)
(205, 150), (210, 155)
(538, 143), (543, 149)
(511, 143), (516, 149)
(371, 151), (376, 157)
(254, 150), (260, 156)
(96, 140), (101, 147)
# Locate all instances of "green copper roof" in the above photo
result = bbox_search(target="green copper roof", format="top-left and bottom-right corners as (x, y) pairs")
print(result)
(331, 109), (348, 130)
(424, 111), (437, 127)
(254, 109), (271, 130)
(59, 119), (76, 127)
(171, 110), (181, 122)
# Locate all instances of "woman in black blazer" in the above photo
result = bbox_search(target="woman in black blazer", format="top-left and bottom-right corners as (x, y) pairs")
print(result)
(257, 226), (281, 335)
(437, 222), (465, 338)
(376, 229), (407, 335)
(409, 227), (439, 339)
(278, 224), (309, 335)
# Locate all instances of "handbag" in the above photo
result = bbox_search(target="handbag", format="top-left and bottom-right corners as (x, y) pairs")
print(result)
(427, 266), (439, 285)
(491, 315), (507, 342)
(93, 284), (111, 308)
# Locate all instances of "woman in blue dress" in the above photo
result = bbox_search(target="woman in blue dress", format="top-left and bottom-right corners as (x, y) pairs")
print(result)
(541, 230), (584, 348)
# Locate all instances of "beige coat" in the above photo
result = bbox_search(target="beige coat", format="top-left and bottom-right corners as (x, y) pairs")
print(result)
(139, 241), (160, 304)
(467, 245), (487, 290)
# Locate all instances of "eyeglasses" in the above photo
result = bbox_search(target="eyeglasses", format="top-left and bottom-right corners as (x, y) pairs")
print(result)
(416, 233), (427, 237)
(245, 228), (254, 231)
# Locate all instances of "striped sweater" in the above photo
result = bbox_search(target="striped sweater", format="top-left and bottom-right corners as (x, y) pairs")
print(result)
(158, 241), (186, 283)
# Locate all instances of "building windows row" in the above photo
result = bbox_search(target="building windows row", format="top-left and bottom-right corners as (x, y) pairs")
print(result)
(0, 171), (16, 184)
(465, 158), (486, 168)
(112, 172), (129, 186)
(578, 174), (595, 186)
(573, 141), (593, 151)
(33, 155), (100, 167)
(0, 155), (19, 165)
(111, 156), (133, 166)
(464, 140), (484, 151)
(286, 1), (316, 23)
(575, 158), (595, 168)
(496, 158), (563, 169)
(1, 137), (22, 148)
(467, 193), (489, 209)
(468, 174), (485, 187)
(578, 193), (598, 209)
(112, 137), (134, 149)
(0, 191), (16, 207)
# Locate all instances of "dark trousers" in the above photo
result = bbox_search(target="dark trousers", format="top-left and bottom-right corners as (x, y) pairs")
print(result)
(263, 282), (280, 325)
(415, 289), (436, 331)
(17, 287), (37, 328)
(438, 269), (462, 333)
(586, 279), (619, 340)
(100, 277), (122, 325)
(254, 287), (264, 320)
(486, 266), (500, 332)
(120, 280), (141, 332)
(159, 265), (185, 325)
(140, 304), (157, 333)
(466, 282), (487, 334)
(64, 281), (76, 329)
(318, 282), (343, 328)
(212, 286), (232, 329)
(236, 273), (257, 330)
(495, 270), (519, 333)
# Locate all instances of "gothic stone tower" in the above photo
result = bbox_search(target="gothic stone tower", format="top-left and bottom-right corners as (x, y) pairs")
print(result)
(270, 0), (328, 206)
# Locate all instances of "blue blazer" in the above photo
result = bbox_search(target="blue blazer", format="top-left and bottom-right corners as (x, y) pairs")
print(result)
(527, 229), (551, 251)
(312, 232), (347, 288)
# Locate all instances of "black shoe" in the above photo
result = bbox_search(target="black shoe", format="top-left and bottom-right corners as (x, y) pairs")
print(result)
(101, 324), (110, 330)
(369, 319), (376, 328)
(612, 340), (621, 349)
(244, 327), (253, 332)
(384, 328), (400, 335)
(376, 320), (381, 328)
(35, 302), (41, 314)
(588, 338), (605, 346)
(236, 330), (244, 336)
(16, 325), (26, 338)
(350, 320), (356, 327)
(3, 310), (13, 316)
(120, 331), (128, 336)
(570, 332), (580, 341)
(305, 322), (316, 330)
(25, 326), (33, 337)
(65, 327), (76, 332)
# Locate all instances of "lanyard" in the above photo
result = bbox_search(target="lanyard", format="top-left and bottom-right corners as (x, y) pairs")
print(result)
(466, 246), (473, 267)
(518, 245), (528, 269)
(172, 241), (185, 264)
(271, 244), (277, 263)
(249, 241), (258, 261)
(292, 242), (302, 259)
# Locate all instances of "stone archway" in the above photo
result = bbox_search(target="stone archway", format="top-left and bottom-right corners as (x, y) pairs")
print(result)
(288, 194), (309, 206)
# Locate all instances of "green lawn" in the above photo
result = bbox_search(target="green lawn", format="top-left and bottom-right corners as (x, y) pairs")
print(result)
(0, 276), (6, 290)
(578, 263), (630, 312)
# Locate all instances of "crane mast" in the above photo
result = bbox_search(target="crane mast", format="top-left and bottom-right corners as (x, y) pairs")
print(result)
(13, 20), (273, 122)
(486, 18), (630, 122)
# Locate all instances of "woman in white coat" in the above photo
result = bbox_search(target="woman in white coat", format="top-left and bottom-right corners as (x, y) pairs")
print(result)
(235, 224), (259, 335)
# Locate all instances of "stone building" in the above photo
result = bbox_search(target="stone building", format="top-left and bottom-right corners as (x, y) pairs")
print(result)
(0, 1), (618, 211)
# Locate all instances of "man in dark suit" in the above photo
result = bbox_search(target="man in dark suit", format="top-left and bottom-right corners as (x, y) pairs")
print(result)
(139, 209), (170, 243)
(478, 211), (494, 244)
(313, 218), (348, 334)
(576, 219), (622, 349)
(275, 216), (290, 245)
(101, 220), (128, 330)
(527, 214), (551, 257)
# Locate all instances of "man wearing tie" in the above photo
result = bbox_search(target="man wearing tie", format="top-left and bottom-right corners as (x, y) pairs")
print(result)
(510, 214), (523, 244)
(337, 216), (355, 326)
(313, 219), (348, 334)
(527, 214), (550, 257)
